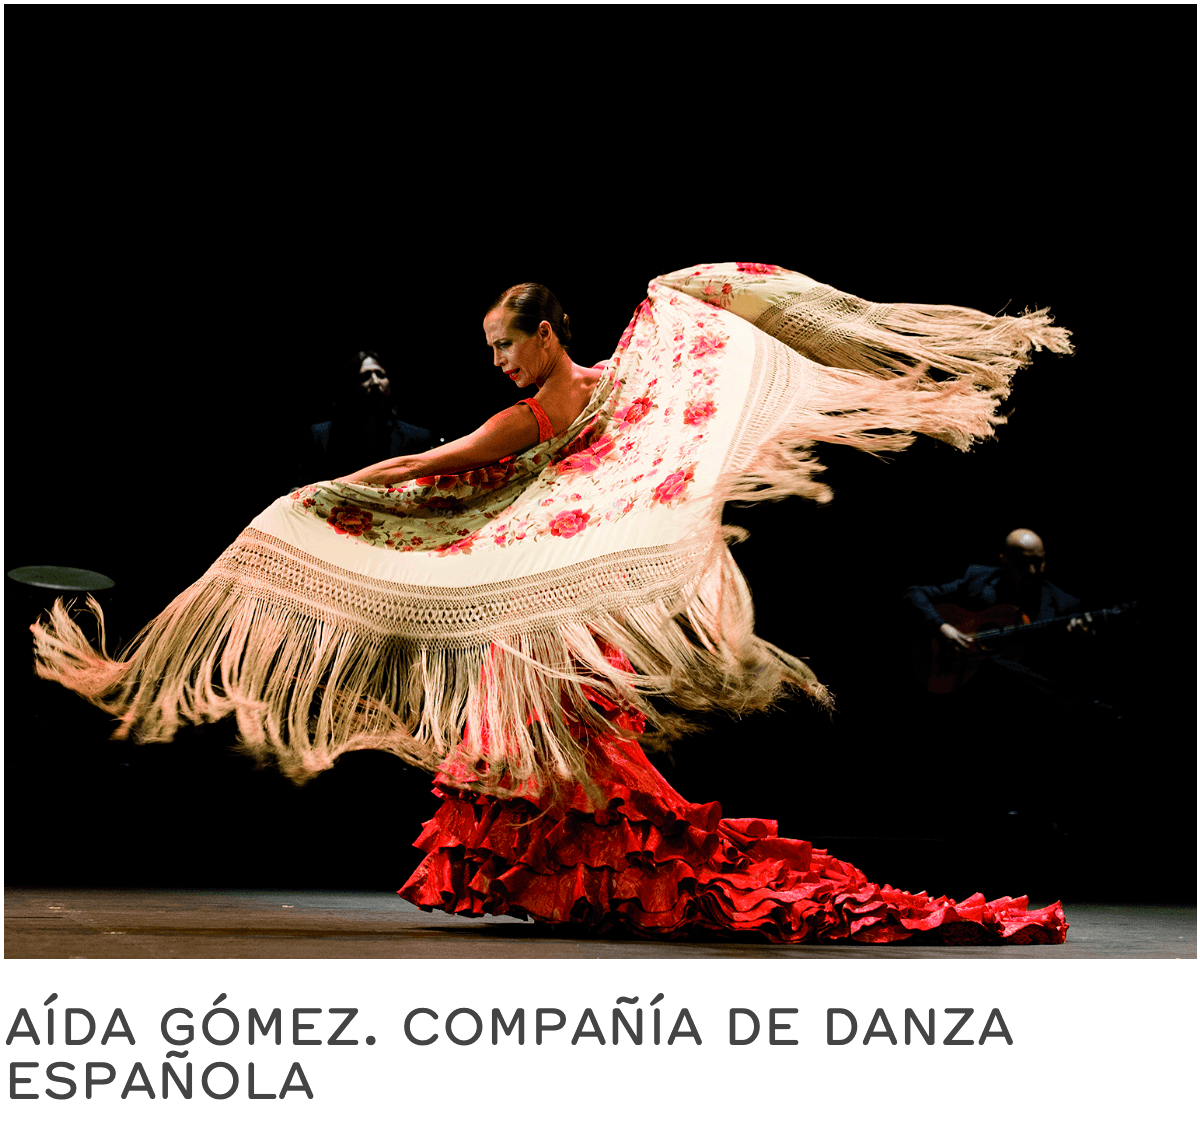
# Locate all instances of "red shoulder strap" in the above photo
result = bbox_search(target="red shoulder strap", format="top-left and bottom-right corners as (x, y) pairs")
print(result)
(519, 397), (556, 442)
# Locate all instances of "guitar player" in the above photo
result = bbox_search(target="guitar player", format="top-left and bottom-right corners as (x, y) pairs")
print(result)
(901, 528), (1101, 838)
(905, 528), (1094, 682)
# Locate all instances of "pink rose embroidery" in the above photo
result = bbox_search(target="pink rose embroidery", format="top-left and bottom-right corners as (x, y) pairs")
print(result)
(619, 397), (655, 427)
(549, 509), (591, 539)
(699, 281), (734, 308)
(327, 504), (373, 537)
(558, 434), (617, 474)
(735, 262), (779, 274)
(684, 400), (717, 426)
(421, 497), (465, 513)
(652, 467), (695, 505)
(689, 332), (726, 359)
(440, 531), (479, 556)
(460, 463), (515, 489)
(557, 427), (595, 461)
(620, 301), (653, 351)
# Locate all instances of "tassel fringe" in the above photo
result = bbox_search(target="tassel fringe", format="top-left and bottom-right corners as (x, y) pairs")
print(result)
(30, 273), (1071, 799)
(755, 286), (1074, 389)
(30, 530), (826, 804)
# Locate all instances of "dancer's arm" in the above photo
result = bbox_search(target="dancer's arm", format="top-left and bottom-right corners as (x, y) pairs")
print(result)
(338, 404), (541, 486)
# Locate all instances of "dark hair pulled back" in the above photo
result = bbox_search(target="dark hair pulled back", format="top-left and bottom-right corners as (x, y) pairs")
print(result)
(488, 283), (572, 351)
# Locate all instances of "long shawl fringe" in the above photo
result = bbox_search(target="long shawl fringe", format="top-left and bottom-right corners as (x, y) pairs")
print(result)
(31, 263), (1072, 801)
(32, 534), (821, 804)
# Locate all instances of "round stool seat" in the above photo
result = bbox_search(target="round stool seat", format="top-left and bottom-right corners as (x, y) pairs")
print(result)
(7, 565), (116, 592)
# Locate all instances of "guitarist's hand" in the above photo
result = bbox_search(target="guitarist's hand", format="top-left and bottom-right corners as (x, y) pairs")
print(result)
(939, 621), (975, 652)
(1067, 613), (1095, 636)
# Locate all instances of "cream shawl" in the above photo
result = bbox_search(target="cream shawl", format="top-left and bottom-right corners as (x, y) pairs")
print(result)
(33, 263), (1072, 798)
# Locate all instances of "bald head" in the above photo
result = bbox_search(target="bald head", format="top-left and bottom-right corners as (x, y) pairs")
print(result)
(1001, 528), (1046, 591)
(1004, 528), (1044, 555)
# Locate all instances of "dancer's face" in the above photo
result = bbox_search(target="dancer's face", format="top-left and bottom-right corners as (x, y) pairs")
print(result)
(483, 307), (553, 390)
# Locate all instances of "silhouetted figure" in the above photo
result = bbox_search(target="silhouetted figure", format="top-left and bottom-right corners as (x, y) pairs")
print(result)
(297, 351), (436, 486)
(905, 528), (1089, 698)
(903, 529), (1100, 835)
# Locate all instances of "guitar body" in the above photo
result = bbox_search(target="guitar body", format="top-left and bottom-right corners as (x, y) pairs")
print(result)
(912, 603), (1030, 694)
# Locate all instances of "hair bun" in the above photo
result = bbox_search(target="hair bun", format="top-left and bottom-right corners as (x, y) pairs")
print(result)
(488, 283), (572, 353)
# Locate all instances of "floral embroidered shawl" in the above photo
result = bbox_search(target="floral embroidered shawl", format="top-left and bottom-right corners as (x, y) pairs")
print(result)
(33, 263), (1071, 798)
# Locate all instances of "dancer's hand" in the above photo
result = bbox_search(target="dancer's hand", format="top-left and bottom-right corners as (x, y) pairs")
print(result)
(335, 406), (539, 488)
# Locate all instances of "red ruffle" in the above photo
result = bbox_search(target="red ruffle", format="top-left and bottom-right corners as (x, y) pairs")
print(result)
(398, 652), (1068, 945)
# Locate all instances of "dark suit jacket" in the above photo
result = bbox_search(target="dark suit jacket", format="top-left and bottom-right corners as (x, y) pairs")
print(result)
(311, 416), (433, 460)
(903, 565), (1080, 631)
(903, 565), (1082, 688)
(298, 414), (435, 486)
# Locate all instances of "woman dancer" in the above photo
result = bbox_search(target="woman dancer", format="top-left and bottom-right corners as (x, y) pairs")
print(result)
(33, 262), (1073, 944)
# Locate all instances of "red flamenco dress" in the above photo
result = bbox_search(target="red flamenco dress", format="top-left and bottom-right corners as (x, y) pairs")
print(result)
(400, 643), (1068, 945)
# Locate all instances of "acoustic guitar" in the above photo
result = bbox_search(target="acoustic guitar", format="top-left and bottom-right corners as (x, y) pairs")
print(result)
(912, 601), (1137, 694)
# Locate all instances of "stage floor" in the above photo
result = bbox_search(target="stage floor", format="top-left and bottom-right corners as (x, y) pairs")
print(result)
(5, 888), (1195, 958)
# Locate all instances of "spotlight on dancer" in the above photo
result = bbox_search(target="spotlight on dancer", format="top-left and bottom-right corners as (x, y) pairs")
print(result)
(33, 263), (1075, 945)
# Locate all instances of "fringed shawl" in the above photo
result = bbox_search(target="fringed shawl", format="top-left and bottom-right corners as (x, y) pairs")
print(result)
(32, 262), (1072, 799)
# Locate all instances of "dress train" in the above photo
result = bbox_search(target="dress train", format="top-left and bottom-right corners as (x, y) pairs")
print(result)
(400, 644), (1068, 945)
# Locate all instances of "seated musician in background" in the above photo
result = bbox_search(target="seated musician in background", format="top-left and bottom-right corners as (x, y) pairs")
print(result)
(905, 527), (1092, 696)
(296, 351), (438, 489)
(902, 528), (1098, 836)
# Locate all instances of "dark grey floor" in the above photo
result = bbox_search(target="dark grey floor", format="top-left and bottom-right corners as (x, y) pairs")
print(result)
(6, 888), (1195, 958)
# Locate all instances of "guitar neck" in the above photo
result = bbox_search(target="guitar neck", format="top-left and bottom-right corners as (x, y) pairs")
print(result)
(971, 603), (1133, 643)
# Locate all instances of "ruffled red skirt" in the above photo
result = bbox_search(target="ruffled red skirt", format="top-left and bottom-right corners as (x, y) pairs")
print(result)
(399, 654), (1067, 945)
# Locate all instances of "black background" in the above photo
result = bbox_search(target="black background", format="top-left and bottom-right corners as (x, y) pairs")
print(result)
(5, 9), (1195, 904)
